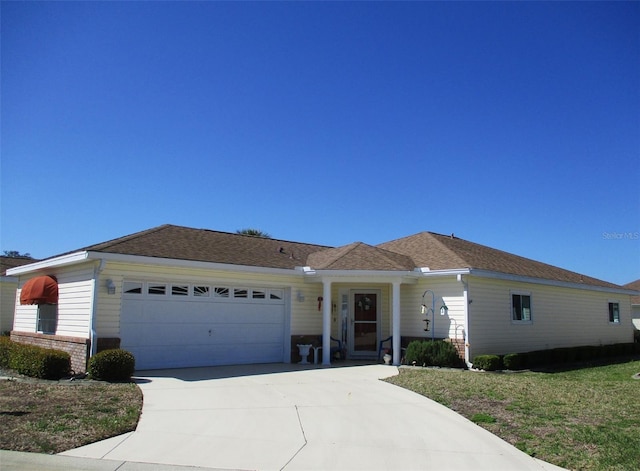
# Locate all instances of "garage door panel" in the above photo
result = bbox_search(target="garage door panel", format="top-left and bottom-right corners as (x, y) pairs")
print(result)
(120, 289), (287, 370)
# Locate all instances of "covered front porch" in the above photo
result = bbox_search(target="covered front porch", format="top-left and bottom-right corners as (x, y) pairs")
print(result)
(298, 271), (416, 366)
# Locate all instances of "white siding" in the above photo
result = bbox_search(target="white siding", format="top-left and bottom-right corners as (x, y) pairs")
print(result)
(1, 278), (18, 333)
(467, 276), (634, 358)
(401, 277), (466, 343)
(13, 263), (95, 338)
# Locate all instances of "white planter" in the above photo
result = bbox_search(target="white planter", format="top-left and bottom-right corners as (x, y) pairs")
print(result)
(297, 344), (312, 364)
(383, 353), (392, 365)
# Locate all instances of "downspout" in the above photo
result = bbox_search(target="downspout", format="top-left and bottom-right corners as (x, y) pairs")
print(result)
(89, 259), (106, 358)
(458, 274), (472, 368)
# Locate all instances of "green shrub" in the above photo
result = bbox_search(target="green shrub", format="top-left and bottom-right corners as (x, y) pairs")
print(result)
(0, 336), (14, 368)
(7, 342), (71, 379)
(88, 349), (135, 382)
(472, 354), (502, 371)
(502, 353), (525, 370)
(404, 340), (464, 368)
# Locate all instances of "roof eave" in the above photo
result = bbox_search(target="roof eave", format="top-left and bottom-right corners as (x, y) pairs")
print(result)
(300, 268), (420, 283)
(5, 252), (90, 275)
(469, 269), (635, 295)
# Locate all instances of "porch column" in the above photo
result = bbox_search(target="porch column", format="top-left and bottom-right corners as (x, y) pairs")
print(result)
(392, 281), (401, 366)
(322, 279), (332, 365)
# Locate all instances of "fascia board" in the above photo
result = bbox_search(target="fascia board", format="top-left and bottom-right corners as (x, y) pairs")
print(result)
(85, 251), (300, 277)
(418, 268), (471, 277)
(5, 252), (90, 275)
(302, 270), (419, 284)
(469, 269), (637, 296)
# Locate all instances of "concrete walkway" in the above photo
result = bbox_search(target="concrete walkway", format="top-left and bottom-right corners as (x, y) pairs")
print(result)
(8, 363), (565, 470)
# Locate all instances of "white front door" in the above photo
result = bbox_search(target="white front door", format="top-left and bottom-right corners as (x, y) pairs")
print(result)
(347, 290), (380, 358)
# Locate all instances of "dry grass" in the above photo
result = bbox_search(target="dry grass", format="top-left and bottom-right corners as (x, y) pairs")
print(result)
(386, 359), (640, 470)
(0, 377), (142, 454)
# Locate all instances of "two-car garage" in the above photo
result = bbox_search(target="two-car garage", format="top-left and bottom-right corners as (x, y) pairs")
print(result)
(119, 280), (288, 370)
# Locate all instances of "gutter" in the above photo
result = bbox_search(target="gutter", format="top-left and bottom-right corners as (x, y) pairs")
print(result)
(468, 269), (637, 296)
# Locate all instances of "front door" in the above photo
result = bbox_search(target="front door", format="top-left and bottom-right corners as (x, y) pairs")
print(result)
(348, 290), (380, 358)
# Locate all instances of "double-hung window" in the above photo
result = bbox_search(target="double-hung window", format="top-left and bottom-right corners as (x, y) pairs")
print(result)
(37, 304), (58, 334)
(511, 292), (532, 322)
(608, 302), (620, 323)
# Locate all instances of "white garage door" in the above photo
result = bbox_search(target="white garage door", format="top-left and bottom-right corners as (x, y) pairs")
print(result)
(120, 281), (287, 370)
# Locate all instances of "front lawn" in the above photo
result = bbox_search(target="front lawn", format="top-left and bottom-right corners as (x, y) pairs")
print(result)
(0, 377), (142, 454)
(385, 359), (640, 470)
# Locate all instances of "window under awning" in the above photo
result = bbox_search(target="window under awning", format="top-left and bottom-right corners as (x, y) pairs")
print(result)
(20, 275), (58, 305)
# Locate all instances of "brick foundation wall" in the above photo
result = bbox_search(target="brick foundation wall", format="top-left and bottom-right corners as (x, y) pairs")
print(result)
(10, 331), (90, 374)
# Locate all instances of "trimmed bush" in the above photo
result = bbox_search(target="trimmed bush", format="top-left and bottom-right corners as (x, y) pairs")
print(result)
(0, 336), (14, 368)
(502, 353), (525, 370)
(404, 340), (465, 368)
(6, 341), (71, 379)
(88, 349), (135, 382)
(472, 354), (502, 371)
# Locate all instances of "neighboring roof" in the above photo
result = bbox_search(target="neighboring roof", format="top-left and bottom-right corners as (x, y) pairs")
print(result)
(307, 242), (415, 271)
(82, 224), (331, 270)
(624, 280), (640, 305)
(1, 256), (38, 276)
(379, 232), (622, 290)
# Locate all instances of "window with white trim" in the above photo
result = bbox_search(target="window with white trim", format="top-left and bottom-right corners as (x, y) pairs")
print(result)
(148, 284), (166, 295)
(270, 289), (284, 300)
(234, 288), (248, 298)
(511, 292), (532, 322)
(37, 304), (57, 334)
(123, 281), (142, 294)
(194, 286), (210, 297)
(608, 302), (620, 323)
(171, 285), (188, 296)
(252, 289), (266, 299)
(213, 287), (229, 298)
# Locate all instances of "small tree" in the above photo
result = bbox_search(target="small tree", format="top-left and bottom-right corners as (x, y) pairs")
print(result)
(3, 250), (32, 258)
(236, 229), (271, 238)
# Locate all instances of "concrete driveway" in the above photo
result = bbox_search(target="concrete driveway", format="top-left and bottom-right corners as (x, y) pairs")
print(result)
(60, 363), (564, 470)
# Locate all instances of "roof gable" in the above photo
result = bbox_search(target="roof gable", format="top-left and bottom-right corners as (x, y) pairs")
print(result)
(306, 242), (416, 270)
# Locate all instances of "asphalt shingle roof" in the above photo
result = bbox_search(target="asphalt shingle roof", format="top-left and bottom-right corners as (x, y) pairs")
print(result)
(306, 242), (415, 270)
(1, 256), (38, 276)
(379, 232), (621, 289)
(624, 280), (640, 305)
(58, 224), (625, 290)
(83, 225), (331, 270)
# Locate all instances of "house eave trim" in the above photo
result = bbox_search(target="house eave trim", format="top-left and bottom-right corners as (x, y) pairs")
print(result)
(417, 268), (471, 277)
(85, 251), (300, 276)
(5, 252), (90, 275)
(469, 269), (635, 295)
(300, 269), (419, 284)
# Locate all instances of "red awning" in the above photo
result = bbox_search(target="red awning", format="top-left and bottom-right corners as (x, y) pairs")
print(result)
(20, 275), (58, 305)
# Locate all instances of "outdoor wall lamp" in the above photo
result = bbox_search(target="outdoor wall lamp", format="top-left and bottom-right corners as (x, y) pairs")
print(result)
(296, 290), (305, 302)
(106, 279), (116, 295)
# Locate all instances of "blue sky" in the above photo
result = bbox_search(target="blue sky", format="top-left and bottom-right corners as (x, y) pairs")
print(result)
(1, 1), (638, 285)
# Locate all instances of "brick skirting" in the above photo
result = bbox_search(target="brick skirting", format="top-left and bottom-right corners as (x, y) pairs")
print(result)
(10, 331), (89, 374)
